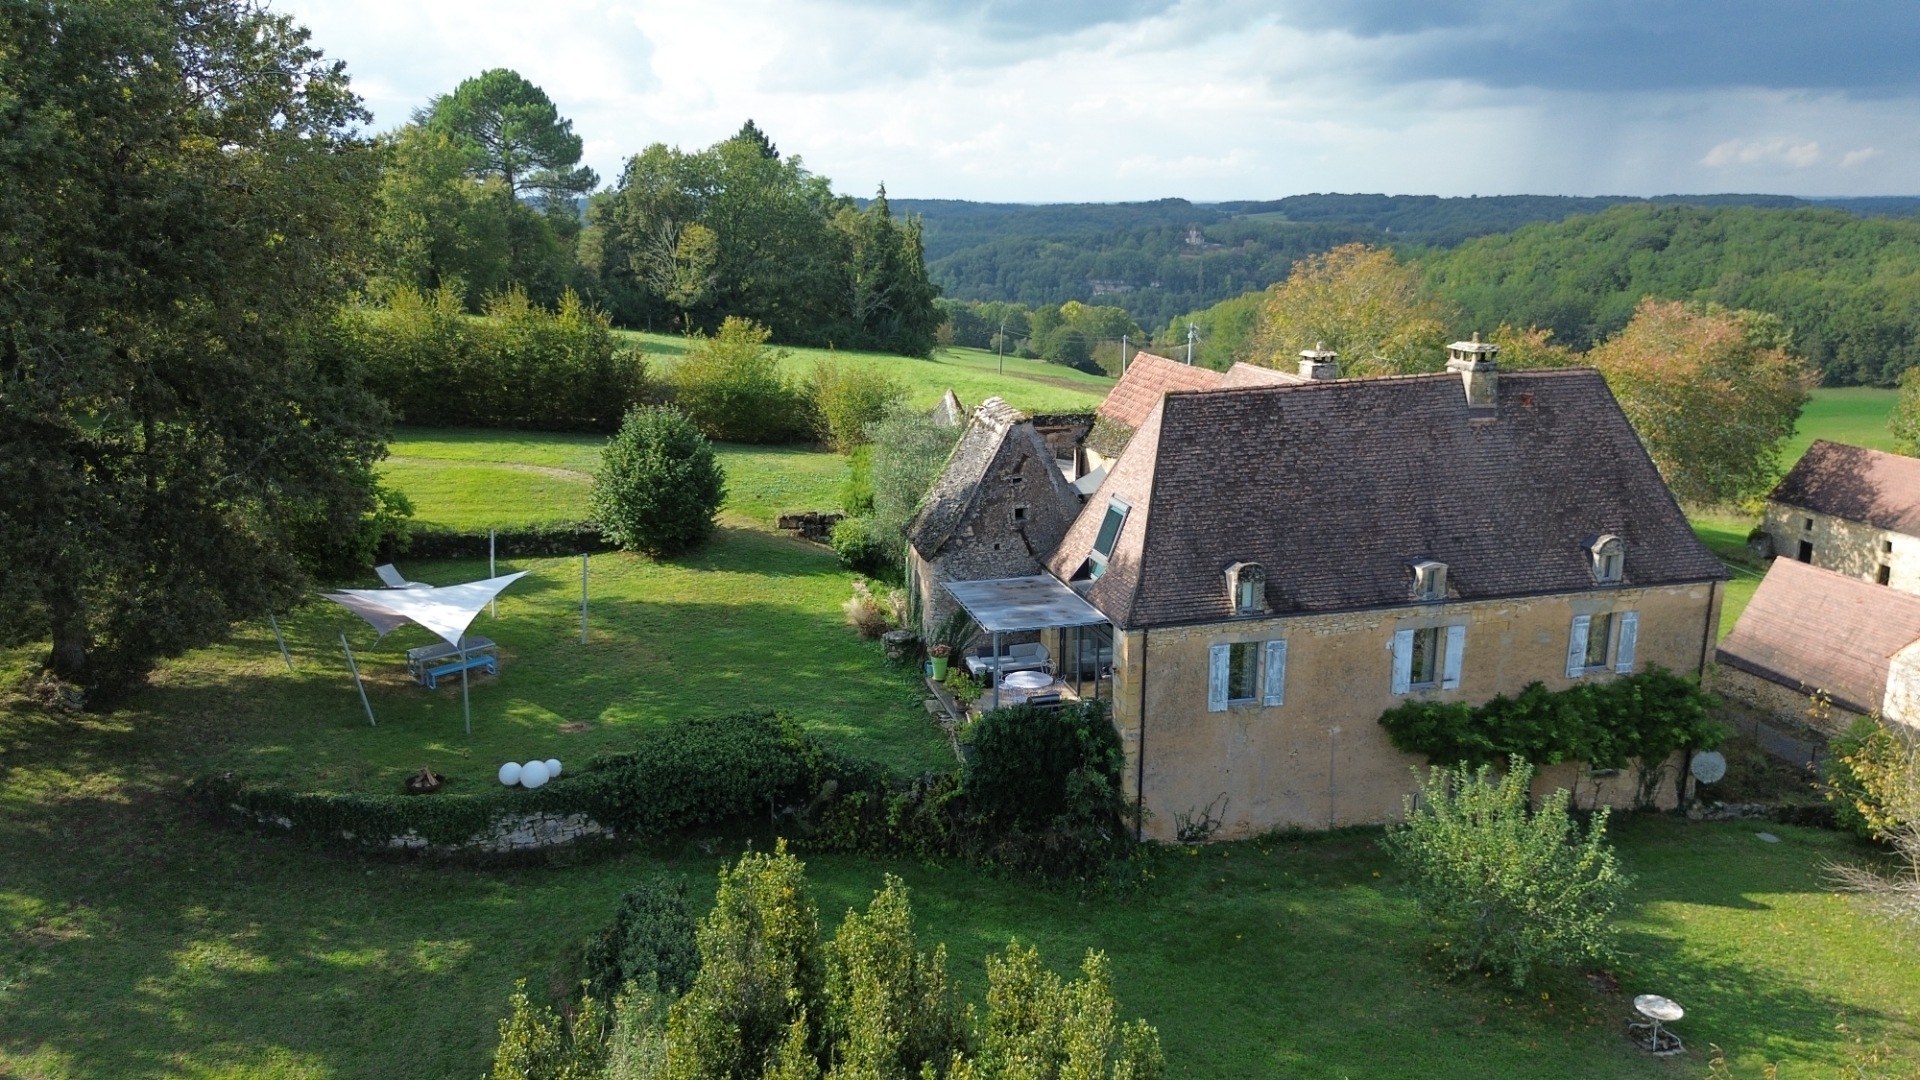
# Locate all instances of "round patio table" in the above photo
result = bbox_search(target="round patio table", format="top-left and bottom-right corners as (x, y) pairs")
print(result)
(1629, 994), (1685, 1056)
(1002, 670), (1053, 691)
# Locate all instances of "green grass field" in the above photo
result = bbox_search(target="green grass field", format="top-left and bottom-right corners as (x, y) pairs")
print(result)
(615, 331), (1114, 414)
(4, 375), (1916, 1078)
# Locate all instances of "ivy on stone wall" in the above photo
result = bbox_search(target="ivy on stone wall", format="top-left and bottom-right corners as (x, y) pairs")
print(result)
(1377, 667), (1725, 774)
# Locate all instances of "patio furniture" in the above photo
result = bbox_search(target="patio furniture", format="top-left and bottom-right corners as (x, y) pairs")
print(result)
(375, 563), (429, 589)
(406, 636), (497, 689)
(1628, 994), (1685, 1056)
(966, 642), (1049, 680)
(943, 576), (1110, 712)
(1001, 670), (1054, 691)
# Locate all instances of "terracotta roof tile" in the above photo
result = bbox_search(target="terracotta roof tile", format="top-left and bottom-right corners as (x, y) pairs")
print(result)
(1098, 352), (1221, 430)
(1769, 440), (1920, 536)
(1718, 558), (1920, 713)
(1050, 368), (1728, 628)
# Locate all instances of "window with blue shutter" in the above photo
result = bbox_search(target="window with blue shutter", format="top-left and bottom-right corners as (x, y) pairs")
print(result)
(1566, 615), (1591, 679)
(1263, 639), (1288, 706)
(1441, 625), (1466, 690)
(1390, 629), (1414, 695)
(1614, 611), (1639, 673)
(1207, 643), (1230, 712)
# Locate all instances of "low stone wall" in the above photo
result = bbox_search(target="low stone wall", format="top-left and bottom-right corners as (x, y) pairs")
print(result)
(1710, 664), (1865, 738)
(383, 812), (616, 854)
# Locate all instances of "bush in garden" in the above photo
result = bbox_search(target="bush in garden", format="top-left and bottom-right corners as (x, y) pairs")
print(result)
(842, 578), (905, 638)
(840, 444), (875, 514)
(810, 360), (908, 452)
(590, 406), (726, 557)
(1825, 716), (1904, 841)
(829, 515), (890, 574)
(1825, 720), (1920, 933)
(866, 404), (962, 563)
(582, 876), (701, 1003)
(487, 979), (608, 1080)
(669, 316), (813, 443)
(1382, 757), (1630, 988)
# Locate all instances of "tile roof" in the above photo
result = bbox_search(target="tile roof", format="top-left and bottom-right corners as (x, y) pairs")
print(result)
(1768, 440), (1920, 536)
(1048, 368), (1728, 629)
(1217, 362), (1305, 388)
(1718, 557), (1920, 714)
(1098, 352), (1221, 430)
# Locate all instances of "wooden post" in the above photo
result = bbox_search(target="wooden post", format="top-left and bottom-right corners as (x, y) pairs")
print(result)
(268, 613), (294, 671)
(580, 554), (589, 645)
(341, 633), (375, 727)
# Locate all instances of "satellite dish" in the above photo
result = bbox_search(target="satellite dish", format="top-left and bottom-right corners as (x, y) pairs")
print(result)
(1690, 751), (1728, 785)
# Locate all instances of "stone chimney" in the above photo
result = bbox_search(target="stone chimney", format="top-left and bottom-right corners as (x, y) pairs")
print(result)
(1446, 332), (1499, 408)
(1297, 342), (1338, 381)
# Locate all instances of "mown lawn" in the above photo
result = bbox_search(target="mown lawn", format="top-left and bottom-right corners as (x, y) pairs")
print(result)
(615, 330), (1114, 414)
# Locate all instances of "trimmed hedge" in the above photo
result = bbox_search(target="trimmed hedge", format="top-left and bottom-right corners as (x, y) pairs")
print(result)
(187, 712), (854, 852)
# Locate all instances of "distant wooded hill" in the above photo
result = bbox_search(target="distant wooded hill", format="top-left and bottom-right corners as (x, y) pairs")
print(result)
(887, 193), (1920, 339)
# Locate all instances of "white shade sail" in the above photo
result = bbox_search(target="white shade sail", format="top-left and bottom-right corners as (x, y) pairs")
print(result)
(325, 572), (529, 647)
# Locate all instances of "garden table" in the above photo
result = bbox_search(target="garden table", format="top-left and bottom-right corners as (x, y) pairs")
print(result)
(1628, 994), (1685, 1056)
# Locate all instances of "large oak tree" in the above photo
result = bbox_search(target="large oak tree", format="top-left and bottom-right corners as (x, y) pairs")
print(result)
(0, 0), (389, 695)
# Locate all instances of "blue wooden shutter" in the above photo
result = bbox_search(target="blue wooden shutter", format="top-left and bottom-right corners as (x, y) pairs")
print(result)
(1614, 611), (1640, 673)
(1390, 629), (1414, 695)
(1208, 643), (1230, 712)
(1263, 639), (1288, 706)
(1566, 615), (1591, 679)
(1441, 625), (1466, 690)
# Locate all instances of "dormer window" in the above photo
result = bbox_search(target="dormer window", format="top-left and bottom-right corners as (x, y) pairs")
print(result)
(1086, 496), (1130, 580)
(1589, 535), (1624, 585)
(1410, 560), (1447, 602)
(1227, 562), (1267, 615)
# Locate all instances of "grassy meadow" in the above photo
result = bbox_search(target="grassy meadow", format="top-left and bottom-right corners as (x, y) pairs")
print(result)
(5, 354), (1918, 1078)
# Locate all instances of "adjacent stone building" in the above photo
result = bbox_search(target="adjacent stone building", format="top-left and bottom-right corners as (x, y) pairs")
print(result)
(1041, 345), (1728, 839)
(905, 398), (1083, 637)
(1760, 440), (1920, 594)
(1716, 557), (1920, 733)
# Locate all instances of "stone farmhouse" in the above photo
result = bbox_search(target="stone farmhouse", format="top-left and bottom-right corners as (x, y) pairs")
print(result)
(1716, 557), (1920, 733)
(1759, 440), (1920, 594)
(918, 340), (1729, 840)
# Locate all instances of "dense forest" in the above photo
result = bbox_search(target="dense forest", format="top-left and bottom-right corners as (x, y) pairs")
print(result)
(894, 193), (1920, 333)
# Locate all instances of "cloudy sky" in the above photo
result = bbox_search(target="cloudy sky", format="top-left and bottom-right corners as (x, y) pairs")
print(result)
(293, 0), (1920, 203)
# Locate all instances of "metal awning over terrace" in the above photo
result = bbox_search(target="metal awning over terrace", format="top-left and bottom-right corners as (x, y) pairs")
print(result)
(945, 576), (1109, 710)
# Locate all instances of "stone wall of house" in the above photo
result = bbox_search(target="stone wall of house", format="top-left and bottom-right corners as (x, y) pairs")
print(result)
(1763, 502), (1920, 595)
(917, 426), (1083, 638)
(1105, 581), (1721, 841)
(1888, 639), (1920, 730)
(1709, 663), (1867, 738)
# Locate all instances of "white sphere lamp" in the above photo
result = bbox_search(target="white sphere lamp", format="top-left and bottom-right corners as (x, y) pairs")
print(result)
(545, 758), (562, 777)
(497, 761), (522, 787)
(520, 759), (550, 789)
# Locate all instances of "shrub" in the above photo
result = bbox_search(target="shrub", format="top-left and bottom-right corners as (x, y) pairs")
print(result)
(487, 979), (607, 1080)
(842, 579), (905, 638)
(830, 515), (890, 574)
(1825, 715), (1904, 840)
(341, 284), (649, 432)
(841, 444), (875, 514)
(1825, 719), (1920, 934)
(1383, 758), (1631, 988)
(590, 406), (726, 557)
(669, 316), (813, 443)
(867, 405), (962, 564)
(582, 876), (701, 1002)
(811, 360), (908, 452)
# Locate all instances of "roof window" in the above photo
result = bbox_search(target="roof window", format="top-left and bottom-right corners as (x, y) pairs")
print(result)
(1589, 535), (1624, 585)
(1087, 497), (1130, 580)
(1410, 560), (1447, 603)
(1227, 562), (1267, 615)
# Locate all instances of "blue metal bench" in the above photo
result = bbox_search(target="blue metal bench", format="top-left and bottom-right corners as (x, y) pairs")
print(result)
(422, 652), (496, 689)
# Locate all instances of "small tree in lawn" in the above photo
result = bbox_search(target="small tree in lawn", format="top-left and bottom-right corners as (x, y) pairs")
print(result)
(1383, 757), (1630, 988)
(592, 406), (726, 557)
(1827, 722), (1920, 934)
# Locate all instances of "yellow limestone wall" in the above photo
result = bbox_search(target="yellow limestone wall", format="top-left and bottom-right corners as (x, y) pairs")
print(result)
(1108, 582), (1721, 841)
(1764, 502), (1920, 595)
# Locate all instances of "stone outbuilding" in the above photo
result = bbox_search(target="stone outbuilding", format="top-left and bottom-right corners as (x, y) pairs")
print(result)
(905, 398), (1083, 638)
(1760, 440), (1920, 594)
(1716, 557), (1920, 733)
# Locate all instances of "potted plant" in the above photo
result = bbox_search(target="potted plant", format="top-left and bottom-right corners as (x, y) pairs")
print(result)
(929, 642), (952, 680)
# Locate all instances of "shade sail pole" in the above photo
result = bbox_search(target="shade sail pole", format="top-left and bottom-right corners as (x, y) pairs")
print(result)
(269, 613), (294, 671)
(341, 633), (375, 727)
(489, 530), (497, 618)
(991, 631), (1001, 711)
(461, 640), (471, 735)
(580, 554), (589, 645)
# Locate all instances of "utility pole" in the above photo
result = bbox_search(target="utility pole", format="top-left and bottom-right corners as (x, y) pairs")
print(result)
(1186, 322), (1198, 365)
(997, 314), (1007, 375)
(1121, 334), (1129, 374)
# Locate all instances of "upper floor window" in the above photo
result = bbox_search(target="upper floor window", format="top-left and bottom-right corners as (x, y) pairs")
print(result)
(1410, 560), (1447, 602)
(1227, 562), (1267, 615)
(1087, 497), (1130, 580)
(1589, 535), (1624, 585)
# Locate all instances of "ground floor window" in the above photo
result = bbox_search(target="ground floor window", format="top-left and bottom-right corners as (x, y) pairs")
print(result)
(1228, 641), (1259, 702)
(1408, 627), (1440, 688)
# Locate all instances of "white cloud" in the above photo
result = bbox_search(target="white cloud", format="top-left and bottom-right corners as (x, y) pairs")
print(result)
(1701, 138), (1822, 168)
(287, 0), (1920, 199)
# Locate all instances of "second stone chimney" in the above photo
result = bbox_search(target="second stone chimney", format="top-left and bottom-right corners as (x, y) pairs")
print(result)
(1446, 332), (1499, 408)
(1297, 343), (1338, 381)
